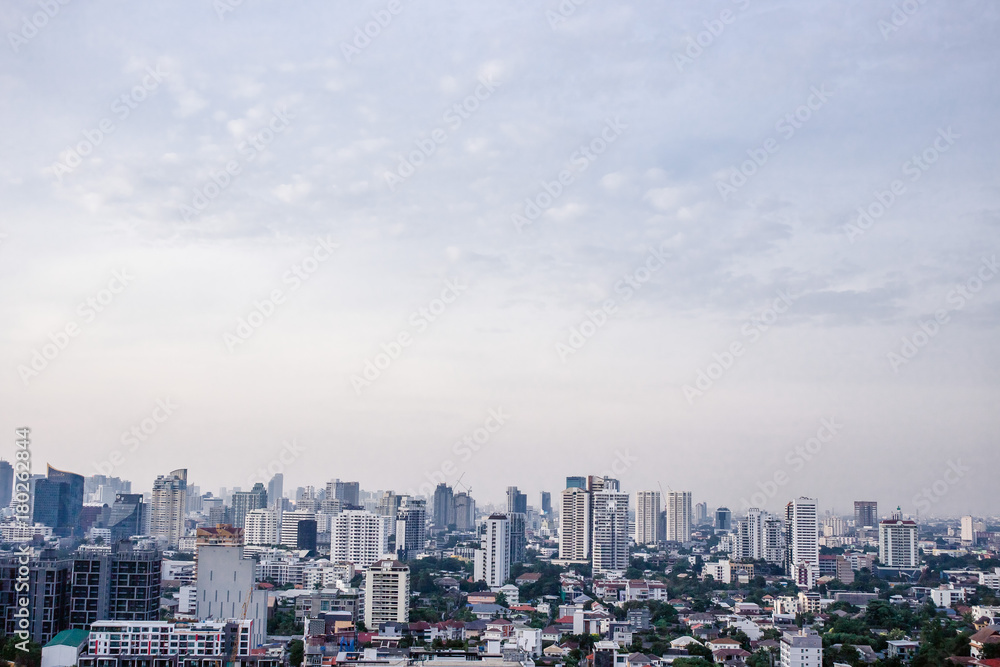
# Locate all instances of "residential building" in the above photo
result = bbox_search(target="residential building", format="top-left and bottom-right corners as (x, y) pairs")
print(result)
(695, 502), (708, 524)
(151, 469), (188, 549)
(879, 509), (918, 567)
(559, 487), (591, 562)
(786, 498), (819, 585)
(474, 513), (511, 587)
(780, 629), (822, 667)
(433, 484), (454, 529)
(364, 559), (410, 628)
(961, 516), (976, 544)
(453, 492), (476, 532)
(395, 497), (426, 561)
(507, 487), (528, 514)
(508, 511), (527, 565)
(592, 489), (629, 578)
(635, 491), (661, 546)
(244, 508), (280, 547)
(0, 552), (73, 644)
(280, 511), (316, 548)
(665, 491), (692, 543)
(231, 483), (267, 535)
(330, 510), (391, 568)
(69, 543), (162, 629)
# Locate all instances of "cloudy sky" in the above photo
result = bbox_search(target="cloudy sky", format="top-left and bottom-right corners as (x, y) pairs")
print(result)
(2, 0), (998, 519)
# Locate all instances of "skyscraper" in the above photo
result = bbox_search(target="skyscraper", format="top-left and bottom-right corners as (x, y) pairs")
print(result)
(331, 510), (391, 568)
(506, 486), (527, 514)
(377, 491), (403, 535)
(70, 542), (161, 628)
(507, 511), (526, 564)
(329, 480), (360, 507)
(433, 483), (454, 529)
(244, 508), (280, 547)
(559, 487), (591, 562)
(961, 515), (975, 543)
(665, 491), (692, 543)
(854, 501), (877, 529)
(695, 502), (708, 524)
(879, 508), (917, 567)
(715, 507), (732, 531)
(635, 491), (661, 545)
(267, 474), (283, 510)
(566, 476), (586, 490)
(231, 483), (267, 533)
(734, 508), (785, 565)
(150, 469), (187, 549)
(540, 491), (552, 516)
(395, 497), (426, 561)
(786, 497), (819, 585)
(453, 492), (475, 532)
(591, 489), (629, 578)
(474, 513), (511, 587)
(33, 465), (85, 536)
(108, 493), (146, 544)
(0, 460), (12, 508)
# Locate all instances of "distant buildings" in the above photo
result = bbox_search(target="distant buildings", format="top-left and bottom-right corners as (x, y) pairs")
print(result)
(735, 508), (785, 565)
(364, 559), (410, 628)
(107, 493), (145, 544)
(665, 491), (692, 543)
(635, 491), (661, 546)
(453, 491), (476, 532)
(267, 473), (283, 509)
(0, 460), (12, 508)
(854, 501), (878, 529)
(33, 465), (85, 537)
(433, 483), (454, 529)
(150, 469), (188, 549)
(715, 506), (732, 531)
(474, 513), (511, 587)
(231, 483), (267, 534)
(879, 508), (918, 567)
(395, 497), (426, 561)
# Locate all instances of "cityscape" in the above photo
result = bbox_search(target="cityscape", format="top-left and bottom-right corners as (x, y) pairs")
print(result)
(1, 456), (999, 667)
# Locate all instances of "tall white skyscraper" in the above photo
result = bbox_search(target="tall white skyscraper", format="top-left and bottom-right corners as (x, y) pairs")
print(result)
(879, 508), (918, 567)
(331, 510), (391, 569)
(786, 497), (818, 586)
(961, 515), (975, 543)
(635, 491), (661, 545)
(395, 497), (426, 561)
(592, 489), (629, 578)
(559, 487), (591, 562)
(474, 513), (511, 587)
(665, 491), (692, 543)
(150, 469), (187, 549)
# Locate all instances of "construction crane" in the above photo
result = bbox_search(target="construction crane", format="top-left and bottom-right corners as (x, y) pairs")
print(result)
(455, 472), (472, 496)
(227, 581), (257, 667)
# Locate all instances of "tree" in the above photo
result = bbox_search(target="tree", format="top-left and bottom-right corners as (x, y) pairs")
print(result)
(289, 639), (304, 667)
(673, 658), (715, 667)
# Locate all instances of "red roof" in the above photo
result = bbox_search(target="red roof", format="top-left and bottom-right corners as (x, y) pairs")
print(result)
(555, 616), (575, 624)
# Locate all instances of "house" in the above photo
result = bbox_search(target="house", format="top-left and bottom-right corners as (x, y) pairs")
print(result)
(468, 592), (498, 605)
(971, 626), (1000, 659)
(499, 584), (520, 605)
(542, 625), (564, 642)
(712, 648), (751, 665)
(708, 638), (743, 652)
(671, 637), (704, 650)
(517, 572), (543, 586)
(544, 643), (572, 658)
(887, 640), (921, 663)
(469, 603), (508, 620)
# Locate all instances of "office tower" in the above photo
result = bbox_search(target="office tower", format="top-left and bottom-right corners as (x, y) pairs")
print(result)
(108, 494), (145, 543)
(196, 546), (266, 648)
(297, 519), (318, 551)
(474, 513), (511, 587)
(32, 465), (85, 536)
(267, 474), (283, 510)
(453, 492), (476, 532)
(566, 476), (586, 490)
(395, 497), (426, 561)
(635, 491), (661, 545)
(331, 510), (391, 568)
(279, 511), (315, 548)
(0, 460), (12, 508)
(507, 511), (526, 564)
(961, 516), (975, 543)
(715, 507), (732, 531)
(207, 504), (229, 527)
(591, 489), (629, 578)
(327, 480), (360, 508)
(433, 483), (454, 529)
(559, 487), (591, 562)
(364, 560), (410, 628)
(506, 486), (527, 514)
(665, 491), (692, 543)
(695, 502), (708, 524)
(231, 483), (267, 534)
(540, 491), (552, 516)
(70, 542), (161, 629)
(879, 507), (918, 567)
(0, 552), (73, 644)
(854, 501), (878, 529)
(786, 498), (819, 585)
(377, 491), (403, 536)
(244, 509), (280, 546)
(150, 469), (187, 549)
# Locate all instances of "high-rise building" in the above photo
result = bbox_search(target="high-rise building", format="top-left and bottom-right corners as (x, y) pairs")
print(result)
(32, 465), (85, 536)
(377, 491), (402, 536)
(635, 491), (661, 545)
(879, 508), (918, 567)
(734, 508), (785, 564)
(433, 484), (454, 529)
(297, 519), (318, 551)
(150, 469), (187, 549)
(540, 491), (552, 516)
(591, 489), (629, 578)
(780, 629), (823, 667)
(715, 507), (732, 531)
(559, 487), (591, 562)
(331, 510), (391, 568)
(786, 498), (819, 585)
(195, 546), (266, 648)
(665, 491), (692, 543)
(474, 513), (511, 587)
(695, 502), (708, 525)
(0, 460), (12, 508)
(267, 474), (284, 510)
(961, 515), (975, 543)
(280, 511), (315, 548)
(395, 497), (426, 561)
(566, 476), (586, 490)
(507, 512), (526, 564)
(453, 492), (476, 532)
(108, 493), (146, 544)
(364, 560), (410, 629)
(854, 501), (878, 529)
(0, 552), (73, 644)
(506, 486), (527, 514)
(328, 480), (360, 508)
(245, 508), (280, 546)
(70, 543), (161, 629)
(231, 483), (267, 535)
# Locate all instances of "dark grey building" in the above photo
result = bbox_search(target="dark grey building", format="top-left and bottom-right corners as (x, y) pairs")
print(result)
(70, 542), (162, 629)
(0, 550), (73, 644)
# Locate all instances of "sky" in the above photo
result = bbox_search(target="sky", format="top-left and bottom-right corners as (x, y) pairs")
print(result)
(1, 0), (998, 519)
